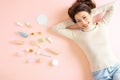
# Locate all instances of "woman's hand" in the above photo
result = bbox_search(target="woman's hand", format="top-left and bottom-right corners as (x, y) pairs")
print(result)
(93, 12), (105, 23)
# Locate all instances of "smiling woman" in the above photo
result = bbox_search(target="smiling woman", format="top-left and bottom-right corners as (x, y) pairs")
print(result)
(54, 0), (120, 80)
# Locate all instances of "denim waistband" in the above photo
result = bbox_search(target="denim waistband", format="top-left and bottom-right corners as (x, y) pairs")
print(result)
(93, 63), (120, 80)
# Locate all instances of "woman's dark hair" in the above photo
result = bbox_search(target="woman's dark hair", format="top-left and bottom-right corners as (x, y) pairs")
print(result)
(68, 0), (96, 23)
(77, 0), (96, 9)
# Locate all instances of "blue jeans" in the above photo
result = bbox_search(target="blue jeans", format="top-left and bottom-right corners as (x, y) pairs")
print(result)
(93, 63), (120, 80)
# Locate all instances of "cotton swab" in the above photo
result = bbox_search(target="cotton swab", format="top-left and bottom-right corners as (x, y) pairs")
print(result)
(30, 40), (41, 48)
(46, 48), (59, 55)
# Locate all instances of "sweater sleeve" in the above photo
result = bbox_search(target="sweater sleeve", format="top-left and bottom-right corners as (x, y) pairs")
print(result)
(53, 20), (75, 39)
(92, 0), (119, 25)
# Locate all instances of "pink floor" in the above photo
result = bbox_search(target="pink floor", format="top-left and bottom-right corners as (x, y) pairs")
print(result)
(0, 0), (119, 80)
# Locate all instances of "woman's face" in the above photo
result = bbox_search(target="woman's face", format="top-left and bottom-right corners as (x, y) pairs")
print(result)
(75, 11), (93, 30)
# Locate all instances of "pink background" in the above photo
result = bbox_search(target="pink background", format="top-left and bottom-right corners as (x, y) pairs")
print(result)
(0, 0), (120, 80)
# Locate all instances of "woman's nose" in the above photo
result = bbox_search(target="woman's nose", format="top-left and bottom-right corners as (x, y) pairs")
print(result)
(81, 20), (87, 24)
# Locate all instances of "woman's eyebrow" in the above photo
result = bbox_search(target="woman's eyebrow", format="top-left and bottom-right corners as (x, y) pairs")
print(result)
(76, 16), (82, 20)
(76, 19), (81, 21)
(82, 15), (86, 18)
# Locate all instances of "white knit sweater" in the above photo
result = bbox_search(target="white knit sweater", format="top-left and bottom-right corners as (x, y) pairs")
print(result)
(53, 0), (120, 72)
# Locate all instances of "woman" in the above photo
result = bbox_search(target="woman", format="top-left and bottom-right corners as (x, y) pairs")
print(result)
(54, 0), (120, 80)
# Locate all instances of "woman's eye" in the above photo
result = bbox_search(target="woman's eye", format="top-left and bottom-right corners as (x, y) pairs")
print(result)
(83, 16), (86, 19)
(77, 20), (81, 22)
